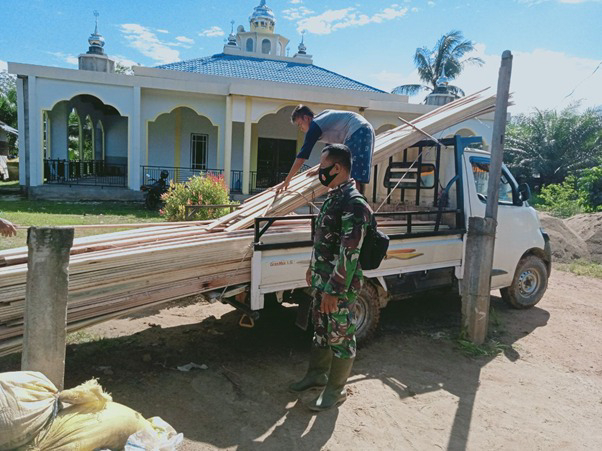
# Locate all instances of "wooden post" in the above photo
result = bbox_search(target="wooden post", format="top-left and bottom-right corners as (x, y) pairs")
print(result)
(22, 227), (74, 389)
(462, 51), (513, 344)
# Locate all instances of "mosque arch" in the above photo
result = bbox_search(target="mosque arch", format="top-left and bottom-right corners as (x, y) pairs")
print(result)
(375, 124), (396, 136)
(148, 105), (220, 128)
(48, 93), (124, 117)
(246, 38), (254, 52)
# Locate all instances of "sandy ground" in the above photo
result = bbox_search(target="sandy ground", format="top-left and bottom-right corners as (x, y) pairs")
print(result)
(1, 268), (601, 450)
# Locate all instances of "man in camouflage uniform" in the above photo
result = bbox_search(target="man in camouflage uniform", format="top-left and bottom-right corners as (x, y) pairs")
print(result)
(289, 144), (372, 412)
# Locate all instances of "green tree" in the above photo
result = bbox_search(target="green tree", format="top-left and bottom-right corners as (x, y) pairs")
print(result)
(505, 106), (602, 188)
(392, 30), (483, 97)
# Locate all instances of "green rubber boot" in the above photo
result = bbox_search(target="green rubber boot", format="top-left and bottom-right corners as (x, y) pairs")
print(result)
(306, 356), (354, 412)
(289, 346), (332, 394)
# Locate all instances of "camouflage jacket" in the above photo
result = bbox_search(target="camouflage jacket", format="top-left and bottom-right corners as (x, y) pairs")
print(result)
(310, 179), (372, 300)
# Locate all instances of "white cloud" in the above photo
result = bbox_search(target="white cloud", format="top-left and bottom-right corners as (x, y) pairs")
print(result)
(47, 52), (78, 66)
(290, 0), (303, 3)
(283, 6), (314, 20)
(157, 29), (169, 34)
(176, 36), (195, 44)
(198, 26), (225, 37)
(296, 5), (409, 35)
(113, 55), (140, 68)
(371, 44), (602, 114)
(0, 60), (7, 72)
(119, 23), (181, 64)
(428, 1), (436, 6)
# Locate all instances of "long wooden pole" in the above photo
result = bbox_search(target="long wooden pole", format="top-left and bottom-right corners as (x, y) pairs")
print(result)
(462, 51), (513, 344)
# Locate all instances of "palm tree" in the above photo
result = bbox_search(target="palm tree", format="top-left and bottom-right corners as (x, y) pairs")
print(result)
(392, 30), (483, 98)
(505, 106), (602, 189)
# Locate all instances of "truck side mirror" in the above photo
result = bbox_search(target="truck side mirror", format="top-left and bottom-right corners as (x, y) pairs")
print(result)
(518, 183), (531, 203)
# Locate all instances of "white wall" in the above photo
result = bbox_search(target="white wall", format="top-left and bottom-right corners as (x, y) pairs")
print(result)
(147, 107), (218, 169)
(104, 116), (128, 166)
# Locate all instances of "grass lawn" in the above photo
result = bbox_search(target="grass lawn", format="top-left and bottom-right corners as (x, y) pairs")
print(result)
(0, 198), (163, 251)
(556, 260), (602, 279)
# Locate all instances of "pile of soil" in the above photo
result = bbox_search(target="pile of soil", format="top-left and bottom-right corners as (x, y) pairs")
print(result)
(538, 212), (602, 263)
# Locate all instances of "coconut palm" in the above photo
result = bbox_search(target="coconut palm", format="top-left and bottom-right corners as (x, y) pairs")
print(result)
(392, 30), (483, 97)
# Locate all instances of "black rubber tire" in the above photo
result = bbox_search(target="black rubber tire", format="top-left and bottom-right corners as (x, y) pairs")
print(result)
(354, 282), (381, 343)
(501, 255), (548, 309)
(145, 192), (159, 210)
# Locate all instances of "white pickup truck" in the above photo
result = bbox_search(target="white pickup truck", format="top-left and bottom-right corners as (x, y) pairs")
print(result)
(212, 135), (551, 340)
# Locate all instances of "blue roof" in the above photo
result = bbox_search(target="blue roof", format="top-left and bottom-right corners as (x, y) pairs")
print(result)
(155, 53), (384, 93)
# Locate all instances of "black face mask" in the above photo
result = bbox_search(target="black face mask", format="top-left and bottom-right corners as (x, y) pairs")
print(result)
(318, 163), (338, 187)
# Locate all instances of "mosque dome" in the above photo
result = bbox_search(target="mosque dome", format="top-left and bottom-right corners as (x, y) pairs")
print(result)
(249, 0), (276, 33)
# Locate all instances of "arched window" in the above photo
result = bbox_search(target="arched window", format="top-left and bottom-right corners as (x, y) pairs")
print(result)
(68, 108), (81, 160)
(42, 112), (50, 159)
(246, 38), (254, 52)
(96, 120), (105, 160)
(82, 115), (94, 160)
(262, 39), (271, 54)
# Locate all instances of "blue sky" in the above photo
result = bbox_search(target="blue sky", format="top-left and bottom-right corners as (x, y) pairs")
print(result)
(1, 0), (601, 114)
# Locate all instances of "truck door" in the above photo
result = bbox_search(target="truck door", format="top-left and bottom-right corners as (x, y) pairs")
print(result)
(463, 154), (544, 289)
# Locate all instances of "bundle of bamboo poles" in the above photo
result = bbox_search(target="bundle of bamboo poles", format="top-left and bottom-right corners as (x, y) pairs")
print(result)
(0, 89), (496, 356)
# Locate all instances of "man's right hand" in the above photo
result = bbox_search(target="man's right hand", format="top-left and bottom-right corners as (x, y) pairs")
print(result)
(275, 178), (291, 195)
(0, 218), (17, 237)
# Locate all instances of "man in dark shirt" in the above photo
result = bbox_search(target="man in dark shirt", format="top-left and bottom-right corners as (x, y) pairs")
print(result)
(289, 144), (372, 411)
(276, 105), (375, 194)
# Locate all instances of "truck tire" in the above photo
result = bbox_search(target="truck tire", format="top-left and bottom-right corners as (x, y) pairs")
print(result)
(501, 255), (548, 309)
(354, 282), (381, 343)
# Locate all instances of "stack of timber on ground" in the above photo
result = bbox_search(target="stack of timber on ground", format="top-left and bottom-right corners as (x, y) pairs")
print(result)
(0, 89), (496, 356)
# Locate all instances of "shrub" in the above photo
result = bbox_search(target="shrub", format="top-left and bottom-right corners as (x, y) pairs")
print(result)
(161, 174), (233, 221)
(537, 176), (583, 218)
(577, 166), (602, 213)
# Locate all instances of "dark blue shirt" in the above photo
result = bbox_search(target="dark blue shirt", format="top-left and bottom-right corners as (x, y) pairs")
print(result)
(297, 121), (323, 160)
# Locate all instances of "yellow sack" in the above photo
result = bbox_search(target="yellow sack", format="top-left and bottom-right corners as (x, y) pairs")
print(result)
(0, 371), (112, 450)
(0, 371), (60, 450)
(24, 401), (151, 451)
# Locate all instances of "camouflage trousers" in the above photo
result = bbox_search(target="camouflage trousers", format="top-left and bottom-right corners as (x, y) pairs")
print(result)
(311, 290), (357, 359)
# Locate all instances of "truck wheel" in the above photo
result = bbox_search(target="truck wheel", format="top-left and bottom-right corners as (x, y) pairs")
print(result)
(501, 255), (548, 309)
(354, 282), (381, 343)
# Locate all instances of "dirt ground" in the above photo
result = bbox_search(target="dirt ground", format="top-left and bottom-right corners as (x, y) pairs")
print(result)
(1, 268), (601, 450)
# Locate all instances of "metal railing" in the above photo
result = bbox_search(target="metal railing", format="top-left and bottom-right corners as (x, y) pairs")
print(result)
(140, 165), (312, 193)
(44, 159), (127, 187)
(141, 166), (224, 186)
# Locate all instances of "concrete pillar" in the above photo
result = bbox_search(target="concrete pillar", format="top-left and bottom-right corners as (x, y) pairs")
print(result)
(22, 227), (74, 390)
(128, 86), (141, 190)
(223, 95), (233, 190)
(27, 76), (43, 186)
(49, 102), (69, 160)
(242, 97), (252, 195)
(16, 76), (27, 186)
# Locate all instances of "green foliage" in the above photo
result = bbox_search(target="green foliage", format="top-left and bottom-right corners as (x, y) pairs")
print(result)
(391, 30), (484, 97)
(505, 106), (602, 188)
(537, 176), (584, 218)
(161, 174), (233, 221)
(0, 82), (18, 152)
(577, 166), (602, 212)
(68, 109), (81, 160)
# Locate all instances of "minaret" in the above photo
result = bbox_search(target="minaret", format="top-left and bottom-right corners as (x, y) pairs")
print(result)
(293, 31), (312, 62)
(425, 64), (456, 105)
(78, 11), (115, 73)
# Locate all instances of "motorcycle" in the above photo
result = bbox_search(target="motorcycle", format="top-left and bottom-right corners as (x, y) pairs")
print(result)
(140, 170), (170, 210)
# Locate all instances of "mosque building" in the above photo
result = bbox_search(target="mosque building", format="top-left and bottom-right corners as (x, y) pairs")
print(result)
(8, 1), (491, 199)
